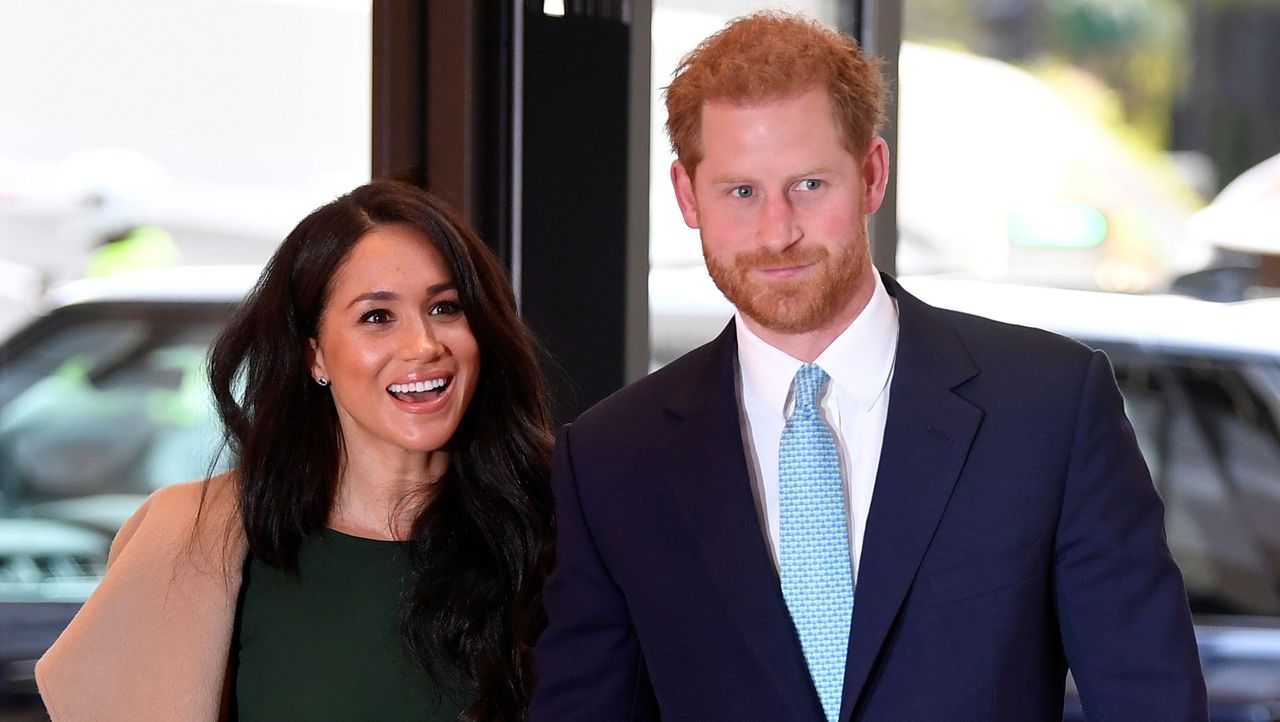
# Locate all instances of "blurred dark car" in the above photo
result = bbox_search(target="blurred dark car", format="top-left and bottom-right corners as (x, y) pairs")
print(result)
(0, 267), (256, 716)
(653, 270), (1280, 719)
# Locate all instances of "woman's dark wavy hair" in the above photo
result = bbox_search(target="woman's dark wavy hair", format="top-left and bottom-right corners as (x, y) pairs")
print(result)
(207, 180), (554, 721)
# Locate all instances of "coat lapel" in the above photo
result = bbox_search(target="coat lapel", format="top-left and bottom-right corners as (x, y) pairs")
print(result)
(839, 276), (984, 719)
(660, 323), (824, 722)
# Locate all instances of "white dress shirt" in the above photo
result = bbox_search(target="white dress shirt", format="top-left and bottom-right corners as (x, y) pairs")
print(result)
(734, 271), (899, 582)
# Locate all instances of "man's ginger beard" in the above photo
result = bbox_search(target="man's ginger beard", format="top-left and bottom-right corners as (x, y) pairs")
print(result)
(704, 237), (866, 334)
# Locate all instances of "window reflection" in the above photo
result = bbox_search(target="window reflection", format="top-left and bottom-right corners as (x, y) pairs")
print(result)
(1112, 352), (1280, 616)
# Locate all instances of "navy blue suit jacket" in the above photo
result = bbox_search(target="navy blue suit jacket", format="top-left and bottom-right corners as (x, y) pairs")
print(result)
(531, 275), (1207, 721)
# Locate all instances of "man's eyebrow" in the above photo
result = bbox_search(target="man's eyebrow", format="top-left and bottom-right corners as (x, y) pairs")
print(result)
(706, 167), (837, 185)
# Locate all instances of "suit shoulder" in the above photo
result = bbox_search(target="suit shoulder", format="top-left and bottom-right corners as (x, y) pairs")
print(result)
(890, 275), (1096, 372)
(572, 335), (725, 432)
(931, 303), (1096, 371)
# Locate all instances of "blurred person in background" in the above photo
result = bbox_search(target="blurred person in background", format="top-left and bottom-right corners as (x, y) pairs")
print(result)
(58, 148), (181, 278)
(532, 12), (1205, 721)
(84, 223), (179, 278)
(36, 180), (555, 721)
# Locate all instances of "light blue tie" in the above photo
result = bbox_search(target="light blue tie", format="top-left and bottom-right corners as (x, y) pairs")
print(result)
(779, 363), (853, 722)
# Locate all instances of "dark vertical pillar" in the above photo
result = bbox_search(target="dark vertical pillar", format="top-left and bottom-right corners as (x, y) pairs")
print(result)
(371, 0), (428, 186)
(520, 5), (633, 423)
(372, 0), (642, 424)
(372, 0), (511, 254)
(843, 0), (900, 276)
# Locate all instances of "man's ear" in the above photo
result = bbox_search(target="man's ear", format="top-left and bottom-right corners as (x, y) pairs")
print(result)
(671, 160), (701, 229)
(861, 136), (890, 215)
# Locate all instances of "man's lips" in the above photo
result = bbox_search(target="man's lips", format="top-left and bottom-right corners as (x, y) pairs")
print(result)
(756, 261), (818, 278)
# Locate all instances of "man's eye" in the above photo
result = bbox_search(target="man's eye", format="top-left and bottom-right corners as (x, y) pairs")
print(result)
(795, 179), (823, 191)
(731, 186), (754, 198)
(360, 309), (391, 324)
(429, 300), (463, 316)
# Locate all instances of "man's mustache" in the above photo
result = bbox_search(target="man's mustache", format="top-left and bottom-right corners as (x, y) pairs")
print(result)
(732, 245), (829, 271)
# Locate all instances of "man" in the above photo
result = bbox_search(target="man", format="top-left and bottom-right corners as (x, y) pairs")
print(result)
(531, 12), (1206, 721)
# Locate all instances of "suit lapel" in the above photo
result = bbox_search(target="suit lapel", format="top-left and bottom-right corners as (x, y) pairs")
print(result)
(839, 276), (984, 719)
(661, 323), (824, 722)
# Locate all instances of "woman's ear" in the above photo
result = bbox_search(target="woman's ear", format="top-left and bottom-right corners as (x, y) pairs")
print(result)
(308, 337), (327, 385)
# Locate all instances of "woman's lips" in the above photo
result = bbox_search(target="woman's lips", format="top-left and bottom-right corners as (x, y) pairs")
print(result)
(387, 375), (453, 410)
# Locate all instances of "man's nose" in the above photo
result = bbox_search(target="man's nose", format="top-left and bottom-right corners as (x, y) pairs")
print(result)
(759, 193), (801, 252)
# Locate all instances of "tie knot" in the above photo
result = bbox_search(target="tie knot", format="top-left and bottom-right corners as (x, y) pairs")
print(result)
(791, 363), (830, 411)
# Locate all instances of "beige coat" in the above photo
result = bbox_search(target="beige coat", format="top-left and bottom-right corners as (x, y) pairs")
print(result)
(35, 473), (246, 721)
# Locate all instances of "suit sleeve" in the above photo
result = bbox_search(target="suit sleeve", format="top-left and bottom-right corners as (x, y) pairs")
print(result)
(530, 424), (658, 721)
(1054, 350), (1208, 720)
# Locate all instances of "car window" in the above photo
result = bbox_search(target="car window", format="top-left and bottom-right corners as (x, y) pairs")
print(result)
(0, 303), (230, 603)
(1107, 348), (1280, 617)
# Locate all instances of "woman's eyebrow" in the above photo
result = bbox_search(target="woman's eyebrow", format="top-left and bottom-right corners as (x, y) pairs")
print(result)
(346, 289), (397, 309)
(346, 282), (456, 309)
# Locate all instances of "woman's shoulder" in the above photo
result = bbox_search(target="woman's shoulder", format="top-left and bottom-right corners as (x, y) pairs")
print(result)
(110, 471), (240, 565)
(37, 470), (246, 721)
(145, 470), (237, 512)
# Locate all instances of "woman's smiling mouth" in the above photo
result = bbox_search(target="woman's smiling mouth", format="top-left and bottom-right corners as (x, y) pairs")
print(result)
(387, 376), (453, 404)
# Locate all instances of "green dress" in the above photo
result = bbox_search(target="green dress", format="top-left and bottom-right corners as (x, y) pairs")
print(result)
(234, 529), (471, 721)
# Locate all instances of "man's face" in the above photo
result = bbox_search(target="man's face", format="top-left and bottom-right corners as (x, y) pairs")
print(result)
(671, 86), (887, 337)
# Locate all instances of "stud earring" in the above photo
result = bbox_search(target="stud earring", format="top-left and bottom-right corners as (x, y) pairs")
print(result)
(316, 377), (329, 387)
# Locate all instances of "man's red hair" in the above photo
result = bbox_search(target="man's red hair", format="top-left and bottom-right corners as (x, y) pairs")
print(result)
(663, 11), (887, 176)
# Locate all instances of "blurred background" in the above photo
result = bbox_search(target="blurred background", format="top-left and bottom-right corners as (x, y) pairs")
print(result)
(650, 0), (1280, 360)
(1, 0), (1278, 719)
(0, 0), (372, 335)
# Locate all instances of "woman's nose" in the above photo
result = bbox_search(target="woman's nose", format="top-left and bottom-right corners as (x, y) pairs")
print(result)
(403, 317), (445, 361)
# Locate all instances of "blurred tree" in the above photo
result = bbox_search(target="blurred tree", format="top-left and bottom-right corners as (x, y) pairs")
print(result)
(906, 0), (1188, 153)
(1175, 0), (1280, 191)
(1047, 0), (1187, 151)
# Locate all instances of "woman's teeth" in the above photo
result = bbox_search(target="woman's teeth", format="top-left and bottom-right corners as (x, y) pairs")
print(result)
(388, 378), (448, 394)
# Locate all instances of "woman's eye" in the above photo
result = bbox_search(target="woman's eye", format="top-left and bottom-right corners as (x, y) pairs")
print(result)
(360, 309), (391, 324)
(429, 300), (463, 316)
(731, 186), (754, 199)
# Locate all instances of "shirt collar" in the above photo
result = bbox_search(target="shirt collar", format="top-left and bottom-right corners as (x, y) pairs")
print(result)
(736, 270), (899, 416)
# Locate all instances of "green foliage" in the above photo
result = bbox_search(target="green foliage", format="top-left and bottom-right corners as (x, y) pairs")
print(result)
(904, 0), (1190, 152)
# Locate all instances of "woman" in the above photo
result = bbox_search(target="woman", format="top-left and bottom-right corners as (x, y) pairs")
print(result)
(36, 181), (555, 721)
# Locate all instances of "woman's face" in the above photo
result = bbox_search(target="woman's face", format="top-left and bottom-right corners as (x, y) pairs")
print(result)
(310, 224), (480, 458)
